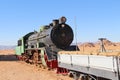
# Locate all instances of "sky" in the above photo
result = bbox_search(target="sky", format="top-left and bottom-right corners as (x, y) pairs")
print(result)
(0, 0), (120, 45)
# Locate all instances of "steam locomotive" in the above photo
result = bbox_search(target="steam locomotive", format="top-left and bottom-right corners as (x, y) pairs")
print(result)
(15, 16), (78, 70)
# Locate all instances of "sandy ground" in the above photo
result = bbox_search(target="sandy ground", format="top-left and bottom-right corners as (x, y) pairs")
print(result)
(0, 40), (119, 80)
(0, 50), (72, 80)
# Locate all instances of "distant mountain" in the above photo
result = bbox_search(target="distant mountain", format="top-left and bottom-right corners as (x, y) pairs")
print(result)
(79, 39), (120, 48)
(95, 39), (116, 46)
(0, 45), (16, 50)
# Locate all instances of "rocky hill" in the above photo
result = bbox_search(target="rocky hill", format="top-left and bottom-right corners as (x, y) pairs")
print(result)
(78, 39), (120, 53)
(95, 39), (116, 46)
(79, 39), (118, 47)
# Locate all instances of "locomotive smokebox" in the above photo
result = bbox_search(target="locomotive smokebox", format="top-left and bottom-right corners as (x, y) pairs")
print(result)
(51, 23), (73, 49)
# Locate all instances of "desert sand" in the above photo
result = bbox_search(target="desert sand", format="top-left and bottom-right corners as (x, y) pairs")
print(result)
(0, 50), (72, 80)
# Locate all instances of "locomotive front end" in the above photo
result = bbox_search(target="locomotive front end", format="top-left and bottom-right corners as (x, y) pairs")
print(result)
(51, 19), (74, 49)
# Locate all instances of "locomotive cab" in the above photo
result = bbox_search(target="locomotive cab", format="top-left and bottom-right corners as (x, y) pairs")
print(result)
(15, 32), (34, 56)
(15, 38), (24, 55)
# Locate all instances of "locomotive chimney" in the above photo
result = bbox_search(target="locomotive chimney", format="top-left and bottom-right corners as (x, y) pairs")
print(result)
(53, 19), (59, 27)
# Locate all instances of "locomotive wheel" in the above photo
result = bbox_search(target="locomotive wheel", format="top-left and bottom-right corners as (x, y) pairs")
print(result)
(33, 52), (39, 65)
(21, 53), (29, 62)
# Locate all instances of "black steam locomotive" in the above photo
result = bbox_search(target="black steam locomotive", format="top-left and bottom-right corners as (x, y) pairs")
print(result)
(15, 16), (78, 69)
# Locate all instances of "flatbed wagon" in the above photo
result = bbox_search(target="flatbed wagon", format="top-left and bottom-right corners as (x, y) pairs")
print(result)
(58, 51), (120, 80)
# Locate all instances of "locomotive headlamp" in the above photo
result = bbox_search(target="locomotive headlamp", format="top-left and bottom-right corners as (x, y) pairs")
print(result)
(59, 16), (67, 23)
(61, 24), (65, 28)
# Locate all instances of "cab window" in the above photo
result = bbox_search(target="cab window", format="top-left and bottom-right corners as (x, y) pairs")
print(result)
(18, 40), (22, 46)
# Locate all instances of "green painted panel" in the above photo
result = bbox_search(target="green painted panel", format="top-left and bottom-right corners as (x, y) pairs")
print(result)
(39, 26), (45, 32)
(15, 38), (25, 55)
(15, 46), (21, 55)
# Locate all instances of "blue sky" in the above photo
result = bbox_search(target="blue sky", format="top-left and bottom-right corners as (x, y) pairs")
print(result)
(0, 0), (120, 45)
